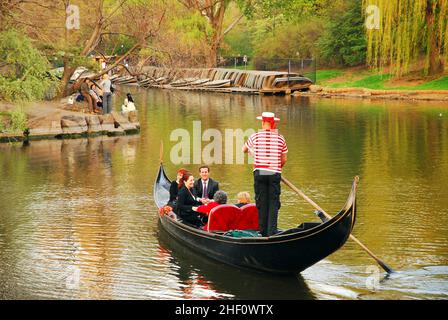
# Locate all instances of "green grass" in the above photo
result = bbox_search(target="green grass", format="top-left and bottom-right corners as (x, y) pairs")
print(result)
(327, 73), (393, 89)
(412, 76), (448, 90)
(315, 70), (344, 83)
(320, 70), (448, 91)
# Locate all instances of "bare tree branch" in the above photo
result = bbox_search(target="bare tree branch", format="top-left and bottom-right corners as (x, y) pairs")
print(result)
(223, 13), (244, 36)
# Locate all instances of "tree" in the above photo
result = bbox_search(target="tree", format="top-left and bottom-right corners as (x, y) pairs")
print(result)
(5, 0), (166, 97)
(238, 0), (331, 63)
(318, 0), (366, 67)
(364, 0), (448, 76)
(178, 0), (244, 67)
(0, 29), (55, 101)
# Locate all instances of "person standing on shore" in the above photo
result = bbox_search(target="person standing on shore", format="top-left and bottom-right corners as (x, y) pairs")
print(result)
(101, 74), (113, 114)
(243, 112), (288, 237)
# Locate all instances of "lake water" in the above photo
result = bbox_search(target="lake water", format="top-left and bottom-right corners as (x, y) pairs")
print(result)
(0, 88), (447, 299)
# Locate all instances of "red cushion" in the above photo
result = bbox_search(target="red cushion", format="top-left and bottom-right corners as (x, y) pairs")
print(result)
(204, 205), (240, 232)
(196, 202), (220, 215)
(204, 204), (260, 232)
(237, 204), (259, 230)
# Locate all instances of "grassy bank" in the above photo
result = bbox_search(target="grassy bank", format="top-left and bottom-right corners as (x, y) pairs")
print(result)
(316, 68), (448, 91)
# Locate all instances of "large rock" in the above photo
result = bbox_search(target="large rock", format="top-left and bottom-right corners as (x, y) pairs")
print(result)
(61, 115), (88, 135)
(98, 113), (126, 135)
(111, 111), (138, 133)
(99, 114), (116, 132)
(309, 85), (323, 93)
(85, 115), (103, 134)
(28, 113), (63, 139)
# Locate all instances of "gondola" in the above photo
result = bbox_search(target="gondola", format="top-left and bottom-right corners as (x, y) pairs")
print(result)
(153, 163), (357, 274)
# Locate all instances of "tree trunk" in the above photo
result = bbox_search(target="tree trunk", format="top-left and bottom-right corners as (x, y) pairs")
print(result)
(206, 2), (226, 68)
(58, 60), (75, 98)
(207, 39), (219, 67)
(426, 0), (444, 75)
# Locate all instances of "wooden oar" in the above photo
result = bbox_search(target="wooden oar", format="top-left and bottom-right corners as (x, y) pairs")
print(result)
(281, 176), (395, 274)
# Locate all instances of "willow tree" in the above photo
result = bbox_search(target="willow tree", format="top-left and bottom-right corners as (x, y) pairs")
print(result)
(364, 0), (448, 76)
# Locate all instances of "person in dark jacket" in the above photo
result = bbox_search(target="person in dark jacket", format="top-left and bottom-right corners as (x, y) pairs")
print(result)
(177, 171), (205, 227)
(193, 165), (219, 201)
(168, 168), (187, 206)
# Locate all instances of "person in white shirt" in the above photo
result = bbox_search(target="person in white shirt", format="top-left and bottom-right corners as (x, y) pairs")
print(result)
(121, 93), (136, 113)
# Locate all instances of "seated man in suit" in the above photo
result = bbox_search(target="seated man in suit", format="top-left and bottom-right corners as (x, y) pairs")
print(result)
(193, 165), (219, 202)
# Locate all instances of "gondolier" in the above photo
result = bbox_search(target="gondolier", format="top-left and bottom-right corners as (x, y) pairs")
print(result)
(243, 112), (288, 237)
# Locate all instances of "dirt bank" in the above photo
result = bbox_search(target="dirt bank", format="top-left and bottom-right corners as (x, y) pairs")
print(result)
(294, 85), (448, 102)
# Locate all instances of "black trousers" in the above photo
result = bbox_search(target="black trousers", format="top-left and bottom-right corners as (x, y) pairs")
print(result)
(253, 170), (281, 237)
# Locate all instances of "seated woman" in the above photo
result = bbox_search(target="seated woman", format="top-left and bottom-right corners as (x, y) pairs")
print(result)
(168, 168), (187, 206)
(235, 191), (251, 208)
(176, 171), (204, 227)
(121, 93), (136, 113)
(89, 84), (103, 109)
(193, 190), (228, 215)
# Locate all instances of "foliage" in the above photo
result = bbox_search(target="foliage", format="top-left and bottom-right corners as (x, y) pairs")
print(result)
(364, 0), (448, 76)
(9, 108), (28, 133)
(221, 3), (253, 56)
(3, 0), (446, 88)
(250, 18), (323, 60)
(0, 108), (28, 134)
(0, 116), (5, 132)
(318, 0), (366, 67)
(222, 23), (253, 56)
(0, 30), (55, 102)
(174, 11), (213, 45)
(237, 0), (326, 22)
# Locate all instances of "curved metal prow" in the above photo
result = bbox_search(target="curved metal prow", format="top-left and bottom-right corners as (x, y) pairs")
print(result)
(159, 140), (164, 164)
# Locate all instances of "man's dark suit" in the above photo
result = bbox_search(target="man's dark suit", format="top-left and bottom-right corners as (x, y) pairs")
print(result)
(193, 178), (219, 199)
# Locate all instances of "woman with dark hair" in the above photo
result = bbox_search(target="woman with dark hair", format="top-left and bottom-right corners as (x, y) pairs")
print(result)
(176, 171), (204, 227)
(121, 92), (136, 113)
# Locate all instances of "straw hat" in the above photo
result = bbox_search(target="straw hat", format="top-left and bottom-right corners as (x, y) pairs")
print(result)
(256, 112), (280, 122)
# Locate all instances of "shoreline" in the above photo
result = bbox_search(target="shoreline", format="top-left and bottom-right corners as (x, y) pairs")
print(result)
(0, 100), (140, 143)
(294, 85), (448, 102)
(2, 84), (447, 143)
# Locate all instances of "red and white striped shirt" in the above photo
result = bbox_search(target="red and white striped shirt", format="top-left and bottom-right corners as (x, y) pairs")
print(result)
(245, 129), (288, 173)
